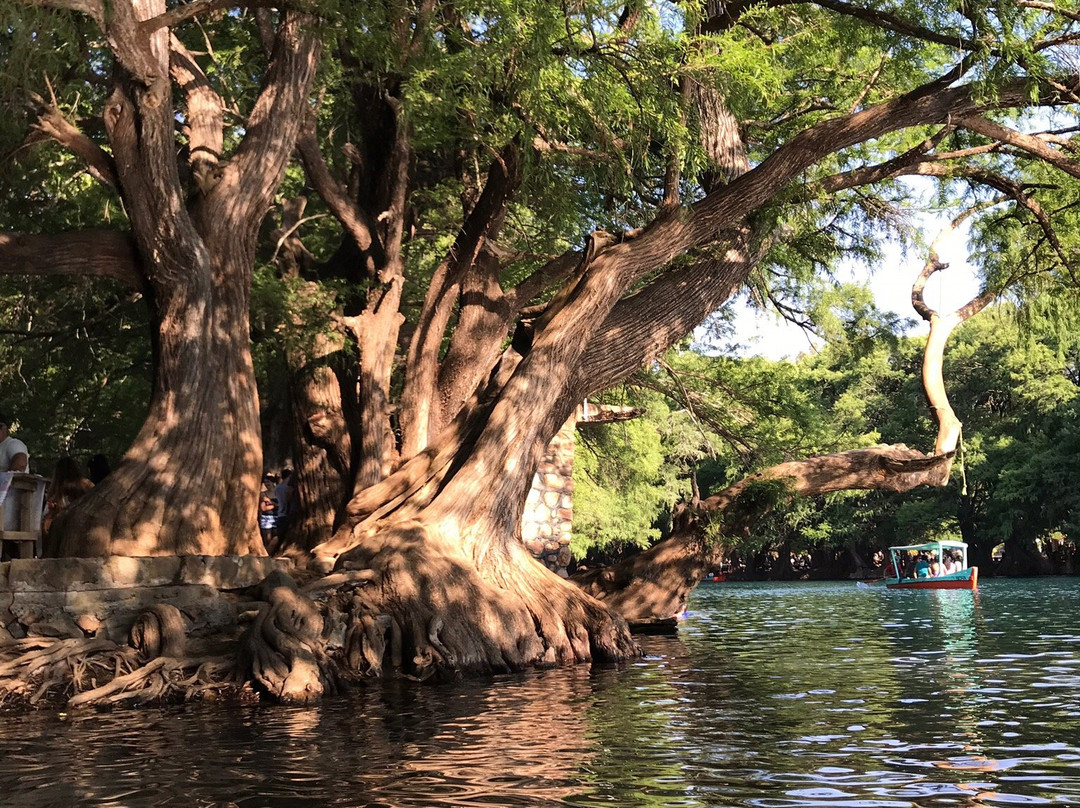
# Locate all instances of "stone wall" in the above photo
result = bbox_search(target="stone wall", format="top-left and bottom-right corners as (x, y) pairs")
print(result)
(0, 555), (292, 642)
(521, 415), (576, 577)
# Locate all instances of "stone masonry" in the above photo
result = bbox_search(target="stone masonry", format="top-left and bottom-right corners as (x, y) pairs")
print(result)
(0, 555), (292, 642)
(520, 402), (642, 577)
(522, 415), (576, 577)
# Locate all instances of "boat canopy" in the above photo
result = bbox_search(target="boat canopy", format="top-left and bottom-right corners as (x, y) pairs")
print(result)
(888, 540), (968, 553)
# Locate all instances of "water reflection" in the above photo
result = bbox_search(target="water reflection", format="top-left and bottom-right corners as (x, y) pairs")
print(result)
(0, 579), (1078, 807)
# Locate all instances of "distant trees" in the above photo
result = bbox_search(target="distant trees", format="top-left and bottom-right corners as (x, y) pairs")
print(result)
(576, 296), (1079, 580)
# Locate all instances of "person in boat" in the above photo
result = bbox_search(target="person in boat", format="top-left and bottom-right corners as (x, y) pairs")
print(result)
(901, 554), (913, 578)
(943, 552), (960, 575)
(913, 553), (931, 578)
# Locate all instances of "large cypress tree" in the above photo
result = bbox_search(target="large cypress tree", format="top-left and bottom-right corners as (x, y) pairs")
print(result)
(2, 1), (1079, 686)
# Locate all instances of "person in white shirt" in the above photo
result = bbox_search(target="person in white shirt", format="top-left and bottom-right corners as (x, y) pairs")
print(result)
(0, 412), (28, 473)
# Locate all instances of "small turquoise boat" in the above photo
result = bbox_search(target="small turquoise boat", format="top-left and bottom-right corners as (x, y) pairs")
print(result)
(884, 540), (978, 590)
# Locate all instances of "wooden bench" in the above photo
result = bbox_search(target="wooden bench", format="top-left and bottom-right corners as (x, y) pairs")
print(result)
(0, 473), (47, 559)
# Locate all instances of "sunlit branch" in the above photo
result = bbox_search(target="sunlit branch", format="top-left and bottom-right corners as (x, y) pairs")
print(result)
(961, 115), (1080, 180)
(22, 91), (117, 189)
(1019, 0), (1080, 25)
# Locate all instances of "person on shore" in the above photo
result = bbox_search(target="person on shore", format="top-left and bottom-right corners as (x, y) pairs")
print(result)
(0, 412), (29, 472)
(258, 493), (278, 551)
(43, 456), (94, 535)
(273, 470), (291, 516)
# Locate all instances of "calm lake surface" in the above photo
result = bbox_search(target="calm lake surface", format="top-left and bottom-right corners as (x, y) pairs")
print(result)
(1, 578), (1079, 807)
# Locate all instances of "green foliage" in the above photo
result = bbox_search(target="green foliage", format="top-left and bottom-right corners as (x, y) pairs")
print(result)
(0, 275), (150, 475)
(576, 288), (1078, 568)
(571, 399), (677, 558)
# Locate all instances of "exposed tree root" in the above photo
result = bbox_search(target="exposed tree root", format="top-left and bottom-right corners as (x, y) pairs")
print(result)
(0, 544), (642, 712)
(67, 655), (237, 708)
(321, 522), (639, 678)
(240, 570), (330, 704)
(0, 608), (241, 710)
(129, 603), (187, 662)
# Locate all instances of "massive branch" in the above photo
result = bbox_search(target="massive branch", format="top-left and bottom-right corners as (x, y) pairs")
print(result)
(0, 231), (143, 288)
(399, 147), (521, 455)
(215, 12), (321, 231)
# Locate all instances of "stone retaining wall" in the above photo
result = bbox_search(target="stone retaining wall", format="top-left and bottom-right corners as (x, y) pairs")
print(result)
(0, 555), (291, 642)
(522, 416), (575, 576)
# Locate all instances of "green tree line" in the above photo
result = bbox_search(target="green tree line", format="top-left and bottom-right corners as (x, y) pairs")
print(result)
(574, 295), (1080, 578)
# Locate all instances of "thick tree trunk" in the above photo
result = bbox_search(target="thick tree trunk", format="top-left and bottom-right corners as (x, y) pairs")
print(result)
(284, 361), (353, 552)
(45, 5), (320, 557)
(50, 248), (265, 556)
(331, 521), (637, 676)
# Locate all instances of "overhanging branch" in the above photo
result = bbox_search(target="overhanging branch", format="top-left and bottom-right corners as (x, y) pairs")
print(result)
(0, 230), (144, 289)
(22, 92), (117, 190)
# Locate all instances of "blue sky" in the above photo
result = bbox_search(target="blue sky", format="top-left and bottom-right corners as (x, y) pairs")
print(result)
(732, 215), (983, 360)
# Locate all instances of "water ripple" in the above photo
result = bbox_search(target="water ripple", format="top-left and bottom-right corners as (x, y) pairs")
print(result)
(1, 580), (1078, 807)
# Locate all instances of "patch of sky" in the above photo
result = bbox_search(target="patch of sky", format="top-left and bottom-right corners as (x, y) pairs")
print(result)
(698, 178), (983, 361)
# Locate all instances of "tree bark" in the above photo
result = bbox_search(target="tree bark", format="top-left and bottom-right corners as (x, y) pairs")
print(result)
(47, 6), (321, 557)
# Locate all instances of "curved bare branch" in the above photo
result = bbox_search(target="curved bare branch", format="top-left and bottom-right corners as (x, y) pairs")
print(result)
(911, 208), (996, 457)
(297, 120), (378, 256)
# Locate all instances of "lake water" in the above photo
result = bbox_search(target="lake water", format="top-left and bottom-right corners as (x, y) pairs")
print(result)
(1, 578), (1079, 807)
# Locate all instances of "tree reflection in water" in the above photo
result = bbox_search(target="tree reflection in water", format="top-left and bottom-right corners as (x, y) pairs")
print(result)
(1, 580), (1079, 808)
